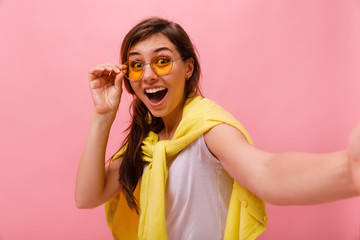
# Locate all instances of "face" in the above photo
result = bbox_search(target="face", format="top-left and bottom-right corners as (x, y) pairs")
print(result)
(127, 33), (194, 120)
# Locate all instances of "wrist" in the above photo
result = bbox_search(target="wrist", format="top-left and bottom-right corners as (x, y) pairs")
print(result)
(347, 150), (360, 196)
(91, 111), (117, 126)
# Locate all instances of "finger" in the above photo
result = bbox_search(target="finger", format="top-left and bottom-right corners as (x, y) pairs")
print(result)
(121, 64), (128, 76)
(89, 63), (118, 77)
(105, 64), (123, 77)
(89, 66), (105, 74)
(91, 67), (115, 78)
(114, 70), (124, 93)
(89, 79), (101, 89)
(89, 67), (106, 79)
(114, 66), (121, 74)
(104, 65), (113, 72)
(104, 63), (120, 72)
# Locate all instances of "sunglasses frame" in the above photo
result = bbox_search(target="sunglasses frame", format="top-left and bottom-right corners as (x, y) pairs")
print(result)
(122, 57), (185, 81)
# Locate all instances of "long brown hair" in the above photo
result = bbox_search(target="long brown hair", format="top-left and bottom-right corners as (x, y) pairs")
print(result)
(116, 17), (202, 213)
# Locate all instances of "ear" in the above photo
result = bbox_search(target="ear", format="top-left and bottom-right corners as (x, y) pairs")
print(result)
(185, 57), (194, 80)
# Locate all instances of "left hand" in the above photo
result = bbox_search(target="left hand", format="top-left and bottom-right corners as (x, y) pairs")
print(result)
(348, 122), (360, 194)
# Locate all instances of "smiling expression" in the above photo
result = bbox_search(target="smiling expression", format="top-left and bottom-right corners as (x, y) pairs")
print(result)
(128, 33), (194, 122)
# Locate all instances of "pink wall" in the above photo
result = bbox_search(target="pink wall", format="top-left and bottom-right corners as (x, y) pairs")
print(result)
(1, 0), (359, 239)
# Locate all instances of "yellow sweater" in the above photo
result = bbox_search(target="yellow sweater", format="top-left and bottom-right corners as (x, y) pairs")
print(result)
(105, 95), (267, 240)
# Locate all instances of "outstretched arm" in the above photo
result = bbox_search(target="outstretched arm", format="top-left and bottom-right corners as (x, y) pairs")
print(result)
(204, 123), (360, 205)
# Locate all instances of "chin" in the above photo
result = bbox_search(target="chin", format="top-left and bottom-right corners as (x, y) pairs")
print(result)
(147, 108), (168, 118)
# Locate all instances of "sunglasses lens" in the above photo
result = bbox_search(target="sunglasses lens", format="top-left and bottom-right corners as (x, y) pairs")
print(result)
(123, 61), (143, 81)
(151, 57), (172, 75)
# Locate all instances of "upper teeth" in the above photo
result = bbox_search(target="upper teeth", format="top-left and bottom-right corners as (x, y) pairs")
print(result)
(145, 87), (166, 94)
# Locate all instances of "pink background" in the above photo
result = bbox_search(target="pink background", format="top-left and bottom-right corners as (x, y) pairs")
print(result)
(1, 0), (359, 239)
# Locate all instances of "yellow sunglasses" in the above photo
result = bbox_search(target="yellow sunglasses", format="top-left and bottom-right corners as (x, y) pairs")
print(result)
(122, 56), (184, 81)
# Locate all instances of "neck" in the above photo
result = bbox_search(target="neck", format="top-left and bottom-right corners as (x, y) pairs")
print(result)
(158, 101), (185, 141)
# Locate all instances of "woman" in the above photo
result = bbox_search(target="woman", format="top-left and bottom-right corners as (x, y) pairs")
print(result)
(75, 17), (360, 240)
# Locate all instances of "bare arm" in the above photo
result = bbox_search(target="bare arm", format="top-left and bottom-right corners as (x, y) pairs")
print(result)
(204, 123), (360, 205)
(75, 63), (124, 209)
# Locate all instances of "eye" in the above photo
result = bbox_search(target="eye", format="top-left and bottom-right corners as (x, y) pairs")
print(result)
(130, 61), (143, 71)
(155, 57), (171, 67)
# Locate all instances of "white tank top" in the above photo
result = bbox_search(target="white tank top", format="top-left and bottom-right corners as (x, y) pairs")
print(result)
(164, 135), (233, 240)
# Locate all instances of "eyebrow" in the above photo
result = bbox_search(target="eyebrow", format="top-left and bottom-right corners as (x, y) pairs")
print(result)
(129, 46), (173, 56)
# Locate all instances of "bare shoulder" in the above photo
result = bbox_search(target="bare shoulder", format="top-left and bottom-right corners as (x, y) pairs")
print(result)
(204, 123), (248, 140)
(204, 123), (249, 159)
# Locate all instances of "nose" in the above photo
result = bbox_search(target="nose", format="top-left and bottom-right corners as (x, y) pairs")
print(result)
(142, 63), (158, 83)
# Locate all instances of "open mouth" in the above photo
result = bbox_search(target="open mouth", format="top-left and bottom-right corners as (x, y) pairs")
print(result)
(145, 87), (168, 104)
